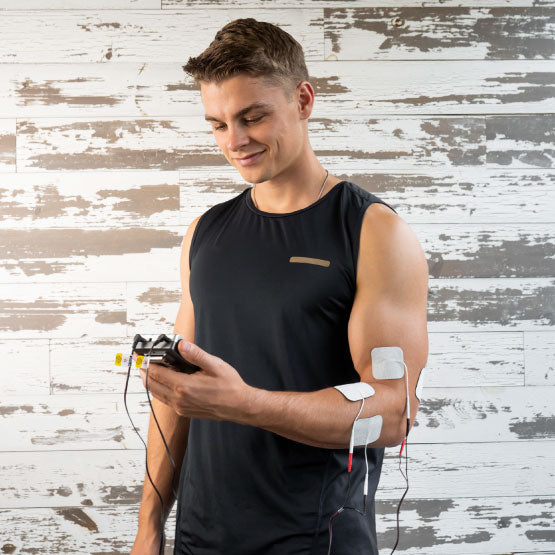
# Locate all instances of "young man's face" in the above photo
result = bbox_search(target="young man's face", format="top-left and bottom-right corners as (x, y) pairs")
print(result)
(200, 74), (309, 184)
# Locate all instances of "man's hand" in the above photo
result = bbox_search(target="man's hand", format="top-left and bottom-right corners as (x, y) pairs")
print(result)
(137, 341), (252, 423)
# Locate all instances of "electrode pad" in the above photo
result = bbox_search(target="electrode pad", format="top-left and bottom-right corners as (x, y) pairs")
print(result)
(334, 382), (375, 401)
(352, 415), (383, 447)
(371, 346), (405, 380)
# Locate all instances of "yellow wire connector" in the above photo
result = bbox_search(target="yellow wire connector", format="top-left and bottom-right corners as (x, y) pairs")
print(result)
(114, 353), (146, 369)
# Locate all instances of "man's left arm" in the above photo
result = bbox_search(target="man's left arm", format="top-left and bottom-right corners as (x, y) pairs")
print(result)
(240, 202), (430, 449)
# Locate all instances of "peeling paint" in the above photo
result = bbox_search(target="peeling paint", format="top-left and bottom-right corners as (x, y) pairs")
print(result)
(55, 507), (98, 532)
(509, 415), (555, 439)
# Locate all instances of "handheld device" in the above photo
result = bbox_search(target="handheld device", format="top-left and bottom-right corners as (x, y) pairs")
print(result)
(131, 333), (201, 374)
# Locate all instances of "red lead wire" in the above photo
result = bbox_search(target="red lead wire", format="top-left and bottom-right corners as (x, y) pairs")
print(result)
(399, 437), (406, 457)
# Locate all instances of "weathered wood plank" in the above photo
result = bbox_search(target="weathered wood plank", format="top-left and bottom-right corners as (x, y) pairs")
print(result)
(127, 281), (181, 335)
(525, 330), (555, 385)
(324, 7), (555, 60)
(1, 221), (553, 281)
(0, 0), (159, 7)
(1, 60), (554, 117)
(133, 277), (555, 333)
(0, 226), (183, 282)
(374, 495), (555, 554)
(1, 386), (552, 451)
(0, 283), (126, 339)
(487, 115), (555, 168)
(0, 339), (50, 396)
(14, 115), (487, 171)
(0, 506), (176, 555)
(0, 119), (15, 173)
(0, 170), (181, 228)
(412, 386), (555, 442)
(1, 168), (552, 231)
(427, 277), (555, 331)
(0, 497), (552, 554)
(163, 0), (555, 7)
(18, 115), (551, 172)
(181, 168), (555, 224)
(426, 331), (525, 387)
(0, 277), (552, 341)
(0, 332), (526, 400)
(0, 10), (323, 63)
(416, 222), (555, 278)
(49, 337), (155, 394)
(0, 442), (552, 508)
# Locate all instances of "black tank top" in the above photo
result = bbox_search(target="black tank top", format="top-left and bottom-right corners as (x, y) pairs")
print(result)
(174, 180), (397, 555)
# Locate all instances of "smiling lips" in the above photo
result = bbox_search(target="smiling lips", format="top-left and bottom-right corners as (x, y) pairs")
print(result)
(236, 150), (265, 166)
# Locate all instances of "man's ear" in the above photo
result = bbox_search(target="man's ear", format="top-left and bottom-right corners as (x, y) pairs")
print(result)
(297, 81), (314, 119)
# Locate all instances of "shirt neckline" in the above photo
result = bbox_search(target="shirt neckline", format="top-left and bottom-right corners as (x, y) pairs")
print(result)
(244, 180), (347, 218)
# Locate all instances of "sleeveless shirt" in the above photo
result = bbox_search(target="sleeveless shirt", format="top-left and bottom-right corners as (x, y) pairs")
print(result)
(173, 180), (398, 555)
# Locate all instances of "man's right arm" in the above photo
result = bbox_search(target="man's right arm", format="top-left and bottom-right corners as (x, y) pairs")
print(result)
(132, 215), (202, 552)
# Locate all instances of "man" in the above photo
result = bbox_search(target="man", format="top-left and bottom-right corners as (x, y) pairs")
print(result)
(131, 17), (428, 555)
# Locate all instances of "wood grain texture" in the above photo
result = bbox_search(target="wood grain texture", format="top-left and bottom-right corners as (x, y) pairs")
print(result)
(0, 442), (552, 507)
(0, 10), (323, 63)
(0, 498), (552, 554)
(1, 60), (554, 117)
(1, 3), (554, 554)
(16, 115), (555, 172)
(163, 0), (555, 7)
(324, 7), (555, 60)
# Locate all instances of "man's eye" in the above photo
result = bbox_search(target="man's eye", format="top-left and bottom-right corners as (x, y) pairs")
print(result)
(244, 115), (264, 124)
(213, 115), (264, 132)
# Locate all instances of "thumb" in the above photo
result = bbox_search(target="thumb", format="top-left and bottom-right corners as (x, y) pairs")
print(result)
(179, 340), (211, 366)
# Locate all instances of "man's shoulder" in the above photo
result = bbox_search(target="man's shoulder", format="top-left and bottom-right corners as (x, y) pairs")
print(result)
(342, 180), (398, 215)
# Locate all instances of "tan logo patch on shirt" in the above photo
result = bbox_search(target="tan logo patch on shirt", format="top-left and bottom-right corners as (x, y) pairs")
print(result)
(289, 256), (330, 267)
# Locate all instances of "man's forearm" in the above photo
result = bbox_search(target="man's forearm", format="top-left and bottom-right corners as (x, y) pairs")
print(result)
(136, 396), (190, 535)
(238, 381), (407, 449)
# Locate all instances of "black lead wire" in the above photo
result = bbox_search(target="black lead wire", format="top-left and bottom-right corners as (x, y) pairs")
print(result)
(123, 335), (180, 555)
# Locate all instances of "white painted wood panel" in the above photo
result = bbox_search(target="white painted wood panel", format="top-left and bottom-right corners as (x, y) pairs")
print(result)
(0, 0), (159, 7)
(0, 60), (553, 117)
(0, 3), (553, 554)
(0, 442), (552, 508)
(180, 168), (555, 224)
(163, 0), (555, 7)
(3, 221), (553, 282)
(0, 10), (323, 63)
(0, 498), (552, 555)
(0, 282), (126, 339)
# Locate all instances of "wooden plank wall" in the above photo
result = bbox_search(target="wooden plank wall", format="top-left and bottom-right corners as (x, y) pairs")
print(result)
(0, 1), (554, 553)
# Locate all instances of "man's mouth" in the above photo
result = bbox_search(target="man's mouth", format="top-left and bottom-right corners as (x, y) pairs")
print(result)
(236, 150), (265, 166)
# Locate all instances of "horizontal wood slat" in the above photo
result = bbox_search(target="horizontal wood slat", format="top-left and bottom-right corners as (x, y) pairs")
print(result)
(0, 60), (553, 117)
(12, 115), (555, 173)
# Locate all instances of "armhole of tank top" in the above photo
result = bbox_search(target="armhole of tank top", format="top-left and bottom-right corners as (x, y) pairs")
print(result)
(188, 210), (209, 271)
(353, 200), (372, 282)
(353, 198), (398, 280)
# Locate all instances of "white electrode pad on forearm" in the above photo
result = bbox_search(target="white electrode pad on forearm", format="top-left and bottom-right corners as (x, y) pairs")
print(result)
(334, 381), (375, 401)
(352, 415), (383, 446)
(371, 346), (405, 379)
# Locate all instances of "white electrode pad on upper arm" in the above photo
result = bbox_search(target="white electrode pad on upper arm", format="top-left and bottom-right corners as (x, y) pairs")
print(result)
(371, 346), (405, 379)
(334, 381), (375, 401)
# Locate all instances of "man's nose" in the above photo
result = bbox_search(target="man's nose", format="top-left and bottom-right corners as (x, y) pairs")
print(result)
(227, 124), (250, 151)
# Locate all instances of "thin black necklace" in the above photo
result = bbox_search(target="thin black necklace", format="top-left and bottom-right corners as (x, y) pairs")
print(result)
(252, 169), (330, 210)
